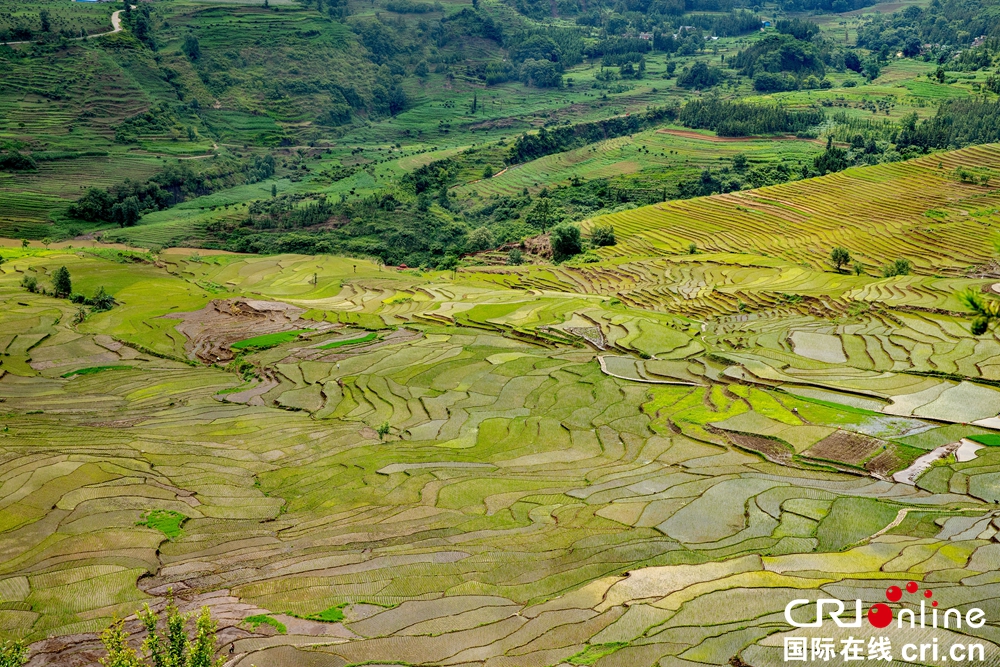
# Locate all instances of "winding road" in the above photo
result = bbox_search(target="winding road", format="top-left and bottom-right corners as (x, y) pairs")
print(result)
(1, 6), (132, 46)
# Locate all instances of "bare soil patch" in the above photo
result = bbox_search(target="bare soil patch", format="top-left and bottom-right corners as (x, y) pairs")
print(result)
(165, 299), (316, 363)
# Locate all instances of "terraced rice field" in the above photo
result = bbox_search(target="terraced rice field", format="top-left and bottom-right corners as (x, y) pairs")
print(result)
(6, 146), (1000, 666)
(589, 144), (1000, 275)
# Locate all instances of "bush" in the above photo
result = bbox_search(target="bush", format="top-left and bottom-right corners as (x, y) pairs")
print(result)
(507, 248), (525, 265)
(882, 258), (912, 277)
(551, 223), (583, 261)
(20, 275), (38, 293)
(590, 224), (616, 247)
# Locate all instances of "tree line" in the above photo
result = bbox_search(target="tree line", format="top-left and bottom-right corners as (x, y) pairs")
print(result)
(69, 156), (275, 226)
(679, 98), (825, 137)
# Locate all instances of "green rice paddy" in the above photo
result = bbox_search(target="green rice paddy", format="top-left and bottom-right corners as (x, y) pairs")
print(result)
(231, 329), (313, 350)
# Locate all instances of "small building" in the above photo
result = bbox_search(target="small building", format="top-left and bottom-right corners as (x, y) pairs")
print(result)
(761, 20), (771, 27)
(638, 32), (653, 40)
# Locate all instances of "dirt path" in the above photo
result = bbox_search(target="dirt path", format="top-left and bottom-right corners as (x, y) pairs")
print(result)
(1, 6), (132, 45)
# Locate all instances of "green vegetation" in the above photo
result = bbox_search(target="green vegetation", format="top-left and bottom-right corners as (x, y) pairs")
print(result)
(137, 509), (187, 539)
(60, 365), (133, 378)
(243, 615), (287, 634)
(230, 329), (313, 350)
(100, 596), (223, 667)
(318, 332), (378, 349)
(305, 604), (346, 622)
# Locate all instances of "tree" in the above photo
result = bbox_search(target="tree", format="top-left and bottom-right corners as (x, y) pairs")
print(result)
(377, 420), (391, 439)
(960, 290), (1000, 335)
(271, 184), (277, 198)
(53, 266), (72, 298)
(852, 261), (864, 276)
(526, 198), (554, 231)
(39, 10), (51, 32)
(551, 223), (583, 261)
(482, 164), (494, 179)
(20, 239), (28, 249)
(590, 224), (616, 247)
(507, 248), (524, 266)
(466, 226), (496, 253)
(182, 34), (200, 60)
(414, 60), (429, 77)
(830, 246), (851, 272)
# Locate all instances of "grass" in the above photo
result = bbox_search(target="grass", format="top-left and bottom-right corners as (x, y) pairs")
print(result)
(305, 604), (346, 622)
(317, 332), (378, 349)
(136, 510), (186, 539)
(568, 643), (627, 665)
(60, 365), (133, 378)
(243, 614), (286, 634)
(230, 329), (313, 350)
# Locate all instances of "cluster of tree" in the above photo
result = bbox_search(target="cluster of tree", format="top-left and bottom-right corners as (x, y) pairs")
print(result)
(676, 61), (724, 89)
(484, 31), (584, 87)
(69, 156), (275, 225)
(683, 10), (761, 37)
(777, 0), (875, 13)
(856, 0), (1000, 57)
(121, 1), (155, 49)
(775, 18), (820, 41)
(584, 37), (651, 59)
(242, 194), (335, 230)
(18, 266), (116, 311)
(679, 98), (824, 137)
(506, 105), (677, 164)
(895, 99), (1000, 150)
(734, 34), (825, 76)
(0, 151), (37, 171)
(385, 0), (444, 12)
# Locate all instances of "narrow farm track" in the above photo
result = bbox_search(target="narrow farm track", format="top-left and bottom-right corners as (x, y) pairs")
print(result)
(0, 6), (133, 45)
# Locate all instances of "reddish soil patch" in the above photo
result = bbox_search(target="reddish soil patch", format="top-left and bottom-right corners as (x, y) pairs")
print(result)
(720, 430), (793, 464)
(805, 430), (886, 466)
